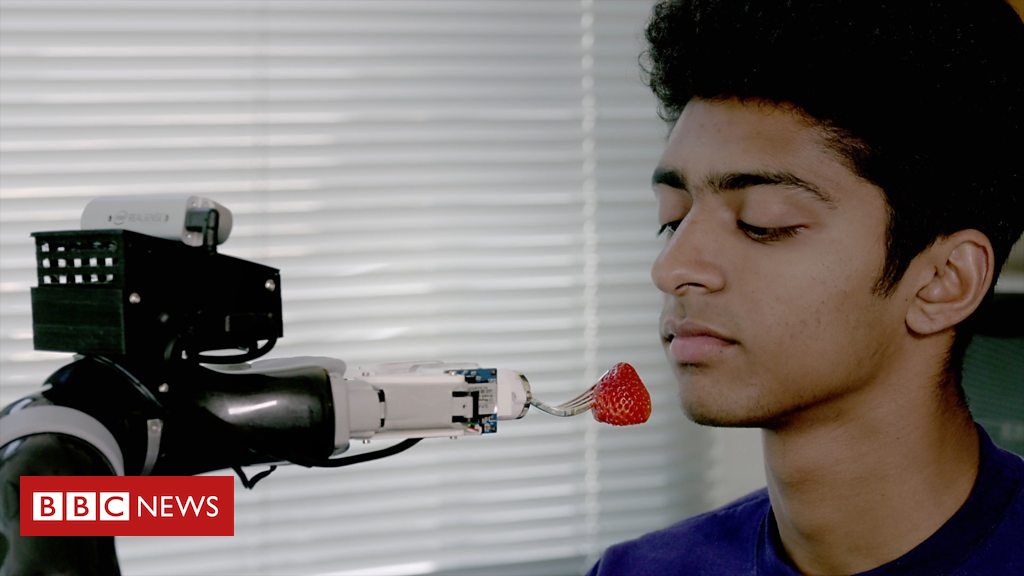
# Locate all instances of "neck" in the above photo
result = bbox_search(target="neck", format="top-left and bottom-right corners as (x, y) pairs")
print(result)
(763, 368), (980, 575)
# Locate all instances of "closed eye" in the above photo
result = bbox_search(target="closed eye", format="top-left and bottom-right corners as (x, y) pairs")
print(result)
(659, 219), (803, 241)
(737, 220), (802, 242)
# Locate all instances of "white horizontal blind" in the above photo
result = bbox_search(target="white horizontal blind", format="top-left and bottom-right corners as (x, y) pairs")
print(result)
(0, 1), (715, 575)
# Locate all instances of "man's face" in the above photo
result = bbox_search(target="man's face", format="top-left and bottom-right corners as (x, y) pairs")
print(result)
(652, 98), (909, 428)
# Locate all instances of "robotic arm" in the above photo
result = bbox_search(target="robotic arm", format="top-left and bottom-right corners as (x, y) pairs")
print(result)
(0, 197), (535, 574)
(0, 357), (534, 575)
(2, 195), (537, 475)
(0, 357), (533, 477)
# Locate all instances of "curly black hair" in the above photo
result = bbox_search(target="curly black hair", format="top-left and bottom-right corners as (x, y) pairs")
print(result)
(643, 0), (1024, 376)
(643, 0), (1019, 291)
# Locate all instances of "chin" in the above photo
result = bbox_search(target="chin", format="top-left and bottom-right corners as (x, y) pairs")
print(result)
(679, 379), (841, 431)
(678, 390), (755, 427)
(676, 372), (790, 429)
(682, 403), (772, 428)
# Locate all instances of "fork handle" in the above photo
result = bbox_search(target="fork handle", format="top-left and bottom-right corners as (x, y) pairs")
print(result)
(529, 399), (592, 417)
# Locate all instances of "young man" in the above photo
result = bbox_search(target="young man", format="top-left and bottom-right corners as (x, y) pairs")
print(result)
(588, 1), (1023, 575)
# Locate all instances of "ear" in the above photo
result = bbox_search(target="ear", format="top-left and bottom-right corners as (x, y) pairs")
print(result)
(905, 230), (994, 336)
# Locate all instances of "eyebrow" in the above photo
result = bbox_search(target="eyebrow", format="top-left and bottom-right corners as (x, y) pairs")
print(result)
(651, 167), (836, 208)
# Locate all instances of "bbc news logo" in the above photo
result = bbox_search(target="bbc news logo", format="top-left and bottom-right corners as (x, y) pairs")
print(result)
(33, 490), (220, 521)
(21, 476), (233, 536)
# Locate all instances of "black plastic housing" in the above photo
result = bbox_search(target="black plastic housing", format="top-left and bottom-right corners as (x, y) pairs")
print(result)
(30, 229), (282, 363)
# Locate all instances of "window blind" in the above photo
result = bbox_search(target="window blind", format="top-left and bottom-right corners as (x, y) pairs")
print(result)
(0, 1), (719, 574)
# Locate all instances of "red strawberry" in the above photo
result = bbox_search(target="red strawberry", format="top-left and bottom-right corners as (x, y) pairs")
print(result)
(591, 363), (651, 426)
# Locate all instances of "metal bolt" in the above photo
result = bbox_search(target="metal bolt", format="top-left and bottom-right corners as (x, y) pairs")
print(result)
(264, 279), (276, 292)
(129, 292), (141, 304)
(158, 383), (169, 393)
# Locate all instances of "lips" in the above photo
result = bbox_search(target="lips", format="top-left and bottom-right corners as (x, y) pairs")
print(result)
(661, 320), (737, 364)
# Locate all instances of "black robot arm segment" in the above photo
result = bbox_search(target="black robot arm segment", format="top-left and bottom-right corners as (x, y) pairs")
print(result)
(152, 359), (341, 475)
(0, 356), (339, 478)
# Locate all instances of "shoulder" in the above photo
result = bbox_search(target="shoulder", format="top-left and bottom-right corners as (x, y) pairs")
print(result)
(588, 488), (770, 576)
(966, 447), (1024, 572)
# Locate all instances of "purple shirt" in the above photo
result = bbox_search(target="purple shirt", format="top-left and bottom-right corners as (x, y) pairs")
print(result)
(587, 426), (1024, 575)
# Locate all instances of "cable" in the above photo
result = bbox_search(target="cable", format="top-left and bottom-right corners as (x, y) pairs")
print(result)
(194, 337), (277, 365)
(300, 439), (423, 468)
(230, 439), (423, 488)
(233, 464), (278, 489)
(90, 355), (164, 412)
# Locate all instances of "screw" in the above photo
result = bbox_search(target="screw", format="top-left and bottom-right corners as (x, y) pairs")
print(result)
(129, 293), (141, 304)
(264, 279), (276, 292)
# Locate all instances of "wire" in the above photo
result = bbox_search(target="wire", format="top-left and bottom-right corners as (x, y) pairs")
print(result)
(233, 464), (278, 489)
(162, 331), (278, 367)
(192, 337), (278, 365)
(299, 439), (423, 468)
(90, 355), (164, 412)
(231, 439), (423, 488)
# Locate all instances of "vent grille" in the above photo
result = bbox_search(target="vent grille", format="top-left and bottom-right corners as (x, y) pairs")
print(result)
(36, 234), (122, 287)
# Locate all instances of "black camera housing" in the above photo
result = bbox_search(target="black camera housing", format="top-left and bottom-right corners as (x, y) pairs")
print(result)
(30, 229), (282, 366)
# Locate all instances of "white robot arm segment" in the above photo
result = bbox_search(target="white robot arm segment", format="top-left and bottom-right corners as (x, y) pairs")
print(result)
(227, 359), (533, 453)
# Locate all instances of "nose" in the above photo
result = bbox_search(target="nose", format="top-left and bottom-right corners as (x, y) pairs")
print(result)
(651, 216), (726, 296)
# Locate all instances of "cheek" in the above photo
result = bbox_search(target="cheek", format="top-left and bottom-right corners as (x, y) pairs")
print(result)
(738, 246), (889, 362)
(747, 269), (896, 388)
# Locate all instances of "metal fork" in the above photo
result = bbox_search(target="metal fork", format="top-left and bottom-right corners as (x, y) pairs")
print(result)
(529, 385), (596, 417)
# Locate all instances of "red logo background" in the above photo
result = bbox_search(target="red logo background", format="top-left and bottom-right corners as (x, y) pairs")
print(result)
(20, 476), (234, 536)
